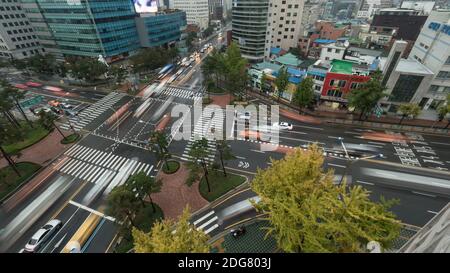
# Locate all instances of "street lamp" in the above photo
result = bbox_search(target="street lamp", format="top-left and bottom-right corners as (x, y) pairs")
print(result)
(337, 137), (383, 186)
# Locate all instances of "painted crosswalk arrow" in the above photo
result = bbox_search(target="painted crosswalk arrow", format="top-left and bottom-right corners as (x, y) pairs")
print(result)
(238, 161), (250, 169)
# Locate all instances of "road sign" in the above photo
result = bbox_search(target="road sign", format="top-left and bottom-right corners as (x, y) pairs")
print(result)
(19, 95), (43, 108)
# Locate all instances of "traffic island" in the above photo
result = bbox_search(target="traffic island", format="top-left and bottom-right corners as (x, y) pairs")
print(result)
(60, 133), (81, 144)
(199, 172), (246, 202)
(0, 162), (41, 201)
(162, 160), (180, 175)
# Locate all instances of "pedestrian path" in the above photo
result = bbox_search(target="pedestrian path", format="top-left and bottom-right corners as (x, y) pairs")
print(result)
(180, 106), (223, 164)
(56, 144), (155, 184)
(59, 92), (127, 132)
(159, 87), (202, 100)
(192, 210), (219, 235)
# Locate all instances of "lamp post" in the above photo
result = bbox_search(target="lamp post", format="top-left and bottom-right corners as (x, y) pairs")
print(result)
(337, 137), (383, 186)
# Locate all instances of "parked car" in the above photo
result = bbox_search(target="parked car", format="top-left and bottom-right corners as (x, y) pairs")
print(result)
(23, 219), (62, 253)
(272, 122), (293, 130)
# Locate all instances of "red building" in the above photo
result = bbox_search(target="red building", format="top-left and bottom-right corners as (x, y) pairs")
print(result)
(321, 59), (371, 103)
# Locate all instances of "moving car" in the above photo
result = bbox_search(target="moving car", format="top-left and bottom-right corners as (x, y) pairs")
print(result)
(272, 122), (293, 130)
(60, 102), (73, 109)
(24, 219), (62, 253)
(48, 100), (60, 107)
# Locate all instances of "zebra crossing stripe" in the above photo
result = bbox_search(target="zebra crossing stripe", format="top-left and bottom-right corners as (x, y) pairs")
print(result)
(86, 166), (103, 182)
(65, 144), (81, 156)
(59, 158), (77, 173)
(101, 153), (115, 167)
(89, 150), (103, 163)
(79, 164), (95, 180)
(78, 147), (94, 161)
(113, 157), (127, 171)
(197, 216), (218, 231)
(204, 224), (219, 235)
(66, 160), (85, 176)
(91, 168), (107, 183)
(72, 146), (87, 158)
(105, 155), (119, 169)
(146, 165), (153, 176)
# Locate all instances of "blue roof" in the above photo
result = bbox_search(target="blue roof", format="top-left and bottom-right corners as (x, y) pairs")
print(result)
(270, 47), (282, 55)
(288, 77), (301, 84)
(287, 67), (306, 77)
(314, 39), (336, 44)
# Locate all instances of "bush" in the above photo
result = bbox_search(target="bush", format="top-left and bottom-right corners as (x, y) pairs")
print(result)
(162, 161), (180, 174)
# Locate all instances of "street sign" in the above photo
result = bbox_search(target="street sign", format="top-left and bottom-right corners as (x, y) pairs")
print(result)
(19, 95), (43, 108)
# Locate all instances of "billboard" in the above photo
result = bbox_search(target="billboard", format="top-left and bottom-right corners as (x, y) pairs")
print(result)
(133, 0), (158, 13)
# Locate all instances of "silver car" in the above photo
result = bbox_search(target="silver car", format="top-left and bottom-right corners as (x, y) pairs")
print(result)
(24, 219), (62, 253)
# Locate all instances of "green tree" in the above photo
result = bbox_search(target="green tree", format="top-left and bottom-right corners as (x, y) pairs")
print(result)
(260, 71), (268, 93)
(132, 206), (210, 253)
(187, 138), (211, 191)
(125, 171), (162, 213)
(203, 25), (214, 38)
(38, 110), (67, 140)
(0, 117), (23, 176)
(251, 145), (401, 253)
(0, 80), (33, 127)
(292, 77), (314, 114)
(0, 84), (21, 128)
(130, 48), (173, 74)
(437, 94), (450, 129)
(27, 54), (56, 75)
(216, 140), (235, 177)
(68, 57), (108, 82)
(223, 42), (248, 100)
(149, 131), (171, 172)
(398, 103), (421, 125)
(274, 67), (289, 102)
(106, 185), (142, 227)
(289, 47), (303, 59)
(347, 78), (386, 121)
(186, 32), (197, 52)
(110, 66), (127, 85)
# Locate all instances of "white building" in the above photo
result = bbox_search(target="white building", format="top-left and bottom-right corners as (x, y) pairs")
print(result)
(401, 1), (436, 15)
(0, 1), (43, 60)
(301, 0), (326, 36)
(264, 0), (305, 59)
(409, 10), (450, 110)
(171, 0), (209, 30)
(319, 43), (347, 64)
(357, 0), (394, 19)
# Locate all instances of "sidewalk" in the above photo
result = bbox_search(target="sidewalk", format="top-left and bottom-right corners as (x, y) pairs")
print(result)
(0, 130), (74, 169)
(248, 90), (450, 135)
(146, 163), (208, 220)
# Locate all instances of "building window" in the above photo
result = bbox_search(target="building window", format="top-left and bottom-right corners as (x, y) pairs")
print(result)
(329, 79), (335, 86)
(437, 71), (450, 79)
(390, 75), (424, 102)
(335, 49), (340, 54)
(445, 56), (450, 65)
(429, 85), (440, 92)
(338, 80), (346, 88)
(350, 82), (358, 89)
(327, 48), (332, 52)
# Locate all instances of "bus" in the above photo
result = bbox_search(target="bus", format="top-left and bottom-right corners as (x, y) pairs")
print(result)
(61, 213), (101, 253)
(43, 85), (64, 92)
(157, 64), (174, 79)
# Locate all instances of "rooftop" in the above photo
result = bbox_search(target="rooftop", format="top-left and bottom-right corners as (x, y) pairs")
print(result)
(347, 47), (383, 57)
(379, 58), (434, 75)
(330, 59), (359, 74)
(313, 39), (336, 44)
(273, 53), (303, 67)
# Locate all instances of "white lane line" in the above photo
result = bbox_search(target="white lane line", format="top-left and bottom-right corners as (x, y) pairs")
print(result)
(197, 216), (218, 230)
(204, 224), (219, 235)
(368, 141), (386, 145)
(292, 124), (323, 131)
(412, 191), (436, 198)
(68, 200), (115, 222)
(430, 142), (450, 146)
(193, 211), (215, 225)
(328, 136), (341, 139)
(345, 131), (360, 135)
(235, 156), (246, 159)
(427, 210), (438, 214)
(355, 180), (374, 186)
(328, 163), (346, 168)
(250, 149), (266, 154)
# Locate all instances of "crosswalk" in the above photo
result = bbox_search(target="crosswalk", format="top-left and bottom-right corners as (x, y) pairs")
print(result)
(180, 106), (223, 163)
(56, 144), (154, 184)
(192, 210), (219, 235)
(59, 92), (127, 132)
(159, 87), (202, 100)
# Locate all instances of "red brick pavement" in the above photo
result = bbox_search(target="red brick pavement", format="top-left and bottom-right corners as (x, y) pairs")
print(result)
(147, 163), (208, 220)
(210, 94), (234, 108)
(0, 130), (73, 169)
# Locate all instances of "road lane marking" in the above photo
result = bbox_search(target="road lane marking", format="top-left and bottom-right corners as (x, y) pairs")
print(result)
(193, 211), (215, 225)
(50, 180), (87, 220)
(427, 210), (438, 214)
(292, 124), (323, 130)
(224, 213), (266, 231)
(345, 131), (360, 135)
(212, 187), (253, 208)
(411, 191), (436, 198)
(250, 149), (266, 154)
(328, 163), (346, 168)
(235, 156), (246, 159)
(368, 141), (386, 145)
(42, 207), (81, 253)
(68, 200), (116, 222)
(355, 180), (374, 186)
(197, 216), (218, 231)
(430, 142), (450, 146)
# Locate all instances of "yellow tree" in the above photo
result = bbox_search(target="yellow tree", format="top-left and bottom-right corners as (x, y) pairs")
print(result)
(251, 144), (401, 253)
(132, 206), (210, 253)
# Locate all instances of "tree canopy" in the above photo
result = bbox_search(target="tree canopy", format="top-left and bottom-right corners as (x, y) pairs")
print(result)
(251, 144), (401, 253)
(347, 78), (386, 120)
(132, 206), (210, 253)
(274, 67), (289, 102)
(292, 77), (314, 113)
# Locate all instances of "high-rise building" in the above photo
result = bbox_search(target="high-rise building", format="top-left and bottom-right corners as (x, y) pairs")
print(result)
(171, 0), (209, 30)
(357, 0), (394, 19)
(0, 0), (43, 60)
(135, 10), (187, 48)
(264, 0), (305, 58)
(232, 0), (269, 62)
(301, 0), (326, 36)
(409, 10), (450, 110)
(209, 0), (223, 20)
(23, 0), (140, 62)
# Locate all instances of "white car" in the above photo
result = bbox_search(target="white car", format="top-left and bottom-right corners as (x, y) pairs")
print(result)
(24, 219), (62, 253)
(272, 122), (293, 130)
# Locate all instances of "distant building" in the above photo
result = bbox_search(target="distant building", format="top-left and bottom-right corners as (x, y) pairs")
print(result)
(0, 1), (44, 60)
(172, 0), (209, 30)
(319, 43), (347, 64)
(135, 10), (187, 48)
(24, 0), (140, 63)
(264, 0), (306, 59)
(409, 10), (450, 110)
(401, 1), (436, 15)
(301, 0), (326, 36)
(356, 0), (394, 19)
(363, 9), (428, 57)
(232, 0), (269, 62)
(321, 59), (371, 104)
